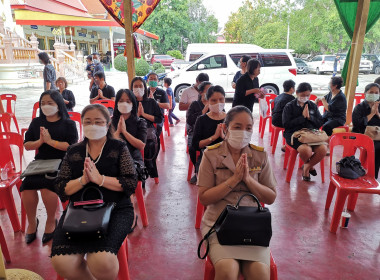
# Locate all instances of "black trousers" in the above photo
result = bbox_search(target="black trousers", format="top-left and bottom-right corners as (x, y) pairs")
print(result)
(322, 119), (344, 136)
(374, 141), (380, 179)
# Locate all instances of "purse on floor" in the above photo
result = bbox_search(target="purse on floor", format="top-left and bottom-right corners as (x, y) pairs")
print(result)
(197, 193), (272, 259)
(20, 159), (62, 179)
(364, 126), (380, 141)
(291, 128), (329, 146)
(62, 186), (116, 240)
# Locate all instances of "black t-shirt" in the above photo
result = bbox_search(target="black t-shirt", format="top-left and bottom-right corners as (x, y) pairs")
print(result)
(149, 87), (169, 125)
(192, 114), (225, 151)
(186, 97), (206, 134)
(61, 89), (76, 111)
(93, 62), (104, 76)
(272, 93), (295, 127)
(352, 100), (380, 134)
(232, 70), (243, 83)
(86, 63), (94, 76)
(139, 97), (163, 128)
(90, 84), (116, 100)
(322, 90), (347, 124)
(24, 117), (78, 160)
(232, 72), (259, 112)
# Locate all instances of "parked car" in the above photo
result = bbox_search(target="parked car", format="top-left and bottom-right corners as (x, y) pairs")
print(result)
(362, 54), (380, 74)
(294, 58), (309, 74)
(307, 55), (340, 75)
(151, 54), (176, 67)
(170, 59), (191, 71)
(166, 49), (297, 101)
(337, 53), (373, 74)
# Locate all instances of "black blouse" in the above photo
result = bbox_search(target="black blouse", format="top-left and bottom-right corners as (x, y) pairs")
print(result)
(282, 99), (323, 137)
(24, 117), (78, 160)
(232, 72), (259, 112)
(192, 114), (225, 151)
(139, 97), (163, 128)
(186, 97), (207, 134)
(55, 139), (137, 207)
(322, 90), (347, 124)
(272, 93), (295, 127)
(61, 89), (76, 111)
(352, 100), (380, 134)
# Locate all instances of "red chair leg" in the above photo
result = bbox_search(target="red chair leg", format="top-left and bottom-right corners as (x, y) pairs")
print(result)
(270, 252), (278, 280)
(283, 146), (290, 169)
(11, 114), (20, 134)
(118, 239), (130, 280)
(160, 133), (165, 152)
(187, 159), (194, 181)
(164, 114), (170, 137)
(195, 196), (204, 229)
(154, 177), (159, 184)
(324, 182), (337, 210)
(21, 203), (26, 233)
(0, 226), (11, 262)
(271, 129), (280, 154)
(260, 118), (267, 139)
(285, 150), (298, 183)
(320, 158), (325, 183)
(135, 181), (148, 227)
(347, 193), (359, 212)
(258, 116), (263, 133)
(204, 257), (215, 280)
(2, 188), (21, 232)
(329, 189), (349, 233)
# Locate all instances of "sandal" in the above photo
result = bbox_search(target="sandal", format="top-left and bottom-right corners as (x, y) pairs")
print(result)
(309, 169), (317, 176)
(302, 175), (311, 182)
(129, 215), (139, 233)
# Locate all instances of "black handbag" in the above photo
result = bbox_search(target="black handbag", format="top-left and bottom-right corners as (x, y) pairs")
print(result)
(336, 156), (366, 179)
(134, 161), (149, 182)
(198, 193), (272, 259)
(62, 186), (116, 240)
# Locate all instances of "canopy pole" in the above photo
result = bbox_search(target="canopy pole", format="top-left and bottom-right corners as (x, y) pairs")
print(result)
(345, 0), (370, 125)
(109, 27), (115, 70)
(124, 0), (135, 87)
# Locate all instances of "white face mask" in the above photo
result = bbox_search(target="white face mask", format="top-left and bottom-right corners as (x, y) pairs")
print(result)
(118, 102), (133, 114)
(227, 130), (253, 150)
(83, 125), (108, 140)
(41, 105), (58, 116)
(209, 102), (225, 113)
(365, 93), (379, 102)
(133, 88), (145, 98)
(298, 96), (309, 103)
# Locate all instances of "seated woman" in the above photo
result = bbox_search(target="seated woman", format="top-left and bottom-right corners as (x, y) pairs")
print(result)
(131, 77), (163, 181)
(282, 82), (327, 181)
(198, 105), (277, 280)
(191, 85), (227, 184)
(56, 77), (76, 112)
(112, 89), (147, 165)
(22, 90), (78, 244)
(316, 77), (347, 136)
(51, 104), (137, 280)
(352, 82), (380, 179)
(272, 79), (295, 128)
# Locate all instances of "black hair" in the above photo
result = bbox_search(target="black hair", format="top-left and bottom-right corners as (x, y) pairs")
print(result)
(331, 76), (343, 89)
(296, 82), (313, 93)
(147, 72), (158, 80)
(87, 55), (93, 61)
(39, 90), (69, 120)
(131, 76), (148, 98)
(224, 105), (253, 127)
(241, 55), (251, 63)
(365, 82), (380, 93)
(196, 73), (209, 83)
(164, 77), (172, 86)
(81, 104), (114, 141)
(283, 79), (296, 92)
(206, 85), (225, 100)
(38, 52), (50, 65)
(246, 59), (261, 75)
(198, 81), (212, 93)
(112, 89), (138, 130)
(94, 71), (105, 80)
(92, 52), (100, 56)
(374, 77), (380, 85)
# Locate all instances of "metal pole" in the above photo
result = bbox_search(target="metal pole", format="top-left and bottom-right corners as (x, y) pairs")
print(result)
(124, 0), (135, 86)
(109, 26), (115, 70)
(286, 22), (290, 49)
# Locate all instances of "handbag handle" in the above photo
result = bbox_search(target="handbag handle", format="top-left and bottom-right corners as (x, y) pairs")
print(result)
(80, 186), (104, 202)
(235, 193), (264, 211)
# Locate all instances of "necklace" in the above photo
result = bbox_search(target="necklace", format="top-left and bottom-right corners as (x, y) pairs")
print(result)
(86, 140), (107, 164)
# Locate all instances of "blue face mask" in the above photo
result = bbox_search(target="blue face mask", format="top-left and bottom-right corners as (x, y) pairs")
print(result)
(148, 80), (158, 88)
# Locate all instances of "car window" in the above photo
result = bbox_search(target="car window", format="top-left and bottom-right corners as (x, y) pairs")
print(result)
(229, 53), (259, 66)
(312, 56), (321, 62)
(324, 56), (335, 61)
(259, 52), (292, 67)
(189, 53), (204, 62)
(188, 55), (227, 71)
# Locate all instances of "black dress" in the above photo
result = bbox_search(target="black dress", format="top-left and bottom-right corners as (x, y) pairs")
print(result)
(20, 117), (78, 192)
(232, 72), (259, 112)
(321, 90), (347, 136)
(51, 139), (137, 256)
(61, 89), (76, 112)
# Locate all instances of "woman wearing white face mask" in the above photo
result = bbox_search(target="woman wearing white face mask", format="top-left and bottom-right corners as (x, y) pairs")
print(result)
(191, 85), (227, 184)
(198, 106), (277, 280)
(131, 77), (163, 182)
(52, 104), (137, 280)
(22, 90), (78, 244)
(353, 83), (380, 178)
(282, 82), (327, 181)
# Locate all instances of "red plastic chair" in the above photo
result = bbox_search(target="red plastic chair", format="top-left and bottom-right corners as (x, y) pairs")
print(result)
(283, 143), (325, 183)
(195, 195), (205, 229)
(94, 99), (115, 110)
(31, 101), (39, 119)
(270, 125), (285, 154)
(187, 151), (200, 181)
(0, 226), (11, 262)
(204, 252), (278, 280)
(0, 113), (11, 133)
(354, 93), (365, 107)
(259, 94), (277, 139)
(68, 112), (83, 140)
(0, 132), (24, 232)
(0, 94), (20, 133)
(324, 133), (380, 233)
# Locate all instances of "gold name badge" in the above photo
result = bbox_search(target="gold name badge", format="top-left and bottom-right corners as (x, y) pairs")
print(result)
(249, 167), (261, 172)
(81, 221), (87, 224)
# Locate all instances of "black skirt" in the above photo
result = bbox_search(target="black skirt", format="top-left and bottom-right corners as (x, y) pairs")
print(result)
(284, 133), (304, 150)
(20, 174), (57, 192)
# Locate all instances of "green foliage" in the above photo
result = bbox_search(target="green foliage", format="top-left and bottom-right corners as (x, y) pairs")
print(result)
(114, 54), (127, 72)
(142, 0), (219, 54)
(152, 62), (166, 74)
(167, 50), (183, 59)
(135, 59), (151, 76)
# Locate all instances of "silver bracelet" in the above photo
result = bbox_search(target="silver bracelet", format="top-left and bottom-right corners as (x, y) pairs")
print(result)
(78, 176), (84, 187)
(99, 175), (105, 187)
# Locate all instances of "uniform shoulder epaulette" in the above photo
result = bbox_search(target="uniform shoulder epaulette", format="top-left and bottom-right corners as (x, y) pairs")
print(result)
(249, 144), (264, 152)
(207, 142), (222, 150)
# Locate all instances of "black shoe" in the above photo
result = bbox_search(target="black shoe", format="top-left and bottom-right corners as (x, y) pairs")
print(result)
(190, 175), (197, 184)
(302, 175), (311, 182)
(129, 215), (139, 234)
(25, 218), (39, 244)
(309, 169), (317, 176)
(42, 219), (57, 244)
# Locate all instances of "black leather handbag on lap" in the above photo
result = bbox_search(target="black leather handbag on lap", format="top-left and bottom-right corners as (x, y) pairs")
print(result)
(62, 186), (115, 240)
(198, 193), (272, 259)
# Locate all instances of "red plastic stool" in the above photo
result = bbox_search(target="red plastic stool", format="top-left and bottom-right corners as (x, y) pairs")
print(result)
(283, 144), (325, 183)
(204, 252), (277, 280)
(135, 181), (148, 226)
(195, 195), (205, 229)
(270, 125), (285, 154)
